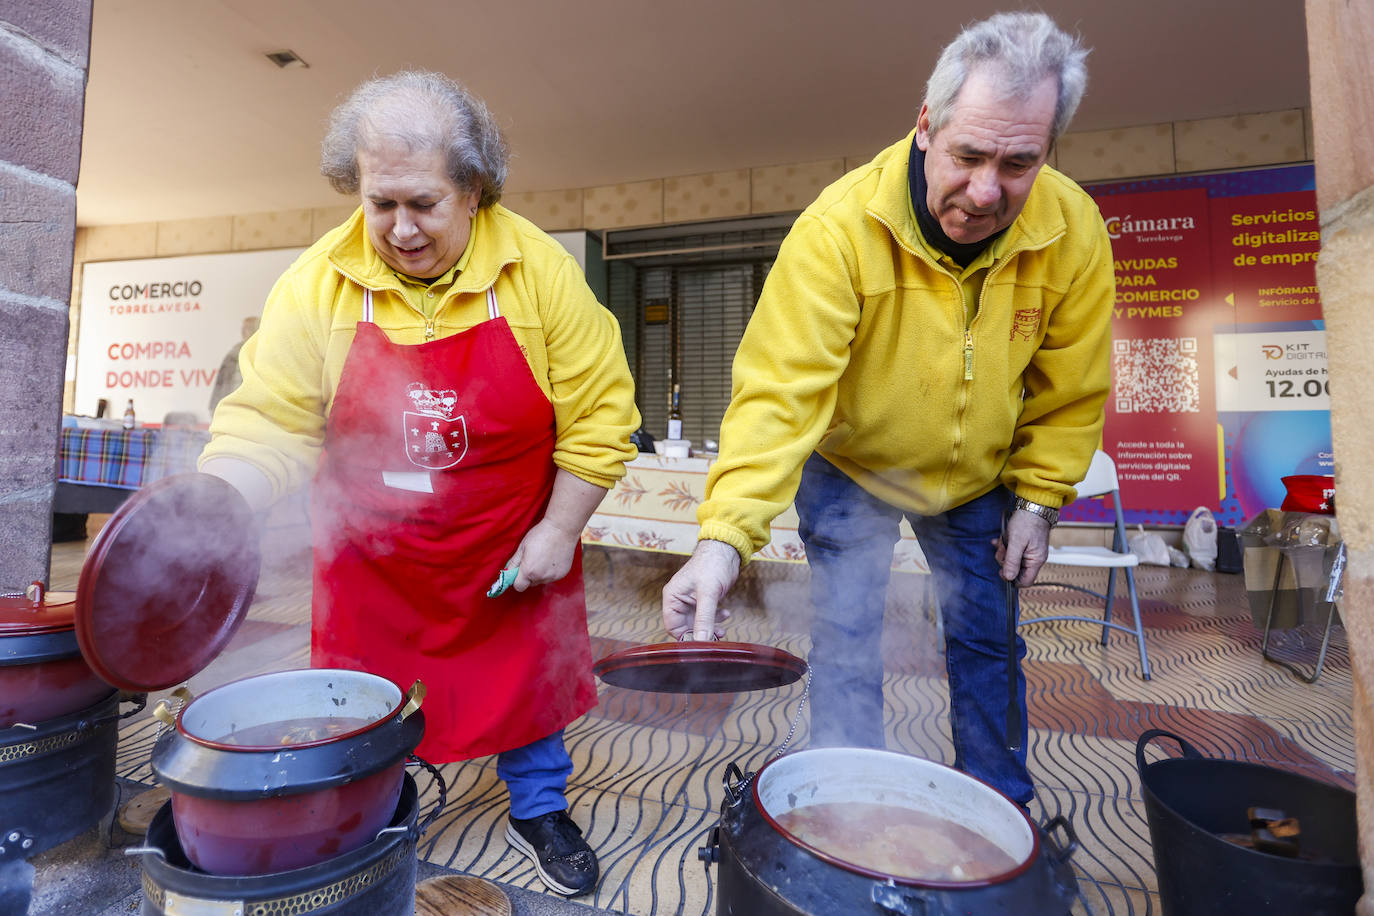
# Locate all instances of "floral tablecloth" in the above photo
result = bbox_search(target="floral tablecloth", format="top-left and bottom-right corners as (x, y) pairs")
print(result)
(583, 454), (929, 572)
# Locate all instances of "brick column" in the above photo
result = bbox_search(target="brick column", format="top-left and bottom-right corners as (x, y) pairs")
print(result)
(1304, 1), (1374, 911)
(0, 3), (92, 587)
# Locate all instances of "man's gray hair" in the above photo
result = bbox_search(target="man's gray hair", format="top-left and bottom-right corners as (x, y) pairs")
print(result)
(924, 12), (1089, 142)
(320, 70), (509, 208)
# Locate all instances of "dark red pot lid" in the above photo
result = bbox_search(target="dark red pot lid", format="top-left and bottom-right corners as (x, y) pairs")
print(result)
(75, 473), (260, 691)
(593, 640), (807, 694)
(0, 586), (77, 636)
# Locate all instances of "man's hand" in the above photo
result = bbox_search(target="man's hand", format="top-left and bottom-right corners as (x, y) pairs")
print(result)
(995, 509), (1052, 587)
(662, 540), (740, 641)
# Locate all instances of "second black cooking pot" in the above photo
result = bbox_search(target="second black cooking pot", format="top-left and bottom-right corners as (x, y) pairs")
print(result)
(703, 747), (1080, 915)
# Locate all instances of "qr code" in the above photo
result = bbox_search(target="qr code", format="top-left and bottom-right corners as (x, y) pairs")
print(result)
(1112, 337), (1199, 413)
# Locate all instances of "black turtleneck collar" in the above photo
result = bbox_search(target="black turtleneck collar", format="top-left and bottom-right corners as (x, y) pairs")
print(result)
(908, 133), (1005, 268)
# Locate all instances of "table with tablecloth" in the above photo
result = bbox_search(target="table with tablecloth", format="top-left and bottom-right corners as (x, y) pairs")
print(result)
(582, 453), (929, 573)
(53, 424), (210, 521)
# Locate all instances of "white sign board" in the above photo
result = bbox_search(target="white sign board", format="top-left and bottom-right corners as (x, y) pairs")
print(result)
(1213, 328), (1331, 413)
(76, 249), (305, 425)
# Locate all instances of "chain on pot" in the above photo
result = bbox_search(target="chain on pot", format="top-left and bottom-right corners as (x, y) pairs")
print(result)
(771, 667), (811, 763)
(724, 667), (811, 803)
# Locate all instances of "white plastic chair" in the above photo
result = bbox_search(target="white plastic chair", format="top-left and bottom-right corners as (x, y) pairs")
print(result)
(1018, 449), (1152, 679)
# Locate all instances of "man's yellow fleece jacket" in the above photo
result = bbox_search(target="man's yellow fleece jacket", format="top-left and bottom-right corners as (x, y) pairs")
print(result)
(698, 130), (1114, 562)
(201, 205), (640, 498)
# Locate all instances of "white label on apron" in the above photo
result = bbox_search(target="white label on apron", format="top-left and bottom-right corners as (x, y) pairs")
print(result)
(382, 470), (435, 493)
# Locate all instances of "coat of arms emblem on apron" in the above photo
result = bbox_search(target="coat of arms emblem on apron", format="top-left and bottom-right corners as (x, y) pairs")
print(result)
(402, 382), (468, 470)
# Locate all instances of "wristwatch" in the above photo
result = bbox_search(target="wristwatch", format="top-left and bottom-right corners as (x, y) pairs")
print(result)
(1013, 496), (1060, 527)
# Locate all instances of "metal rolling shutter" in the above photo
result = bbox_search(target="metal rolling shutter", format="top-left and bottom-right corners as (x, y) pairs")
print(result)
(605, 216), (791, 448)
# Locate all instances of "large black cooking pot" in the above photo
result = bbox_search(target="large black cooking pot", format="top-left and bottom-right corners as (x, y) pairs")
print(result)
(1136, 729), (1361, 914)
(703, 748), (1080, 915)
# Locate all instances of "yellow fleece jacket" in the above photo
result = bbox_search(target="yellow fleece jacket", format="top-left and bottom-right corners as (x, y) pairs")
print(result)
(699, 130), (1114, 561)
(201, 205), (640, 498)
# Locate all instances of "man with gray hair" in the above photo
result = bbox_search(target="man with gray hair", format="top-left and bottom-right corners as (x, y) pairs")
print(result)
(662, 12), (1113, 808)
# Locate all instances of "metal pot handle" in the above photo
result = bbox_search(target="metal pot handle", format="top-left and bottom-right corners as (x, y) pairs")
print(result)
(151, 687), (194, 729)
(405, 754), (448, 839)
(721, 762), (750, 807)
(33, 693), (149, 735)
(1135, 728), (1203, 776)
(399, 680), (426, 721)
(116, 692), (148, 721)
(1038, 814), (1078, 865)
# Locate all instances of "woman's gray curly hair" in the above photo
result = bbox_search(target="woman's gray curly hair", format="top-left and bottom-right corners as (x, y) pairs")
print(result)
(924, 12), (1090, 143)
(320, 70), (509, 208)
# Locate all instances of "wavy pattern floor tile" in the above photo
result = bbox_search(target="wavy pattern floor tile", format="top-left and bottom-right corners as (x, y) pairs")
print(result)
(48, 533), (1354, 916)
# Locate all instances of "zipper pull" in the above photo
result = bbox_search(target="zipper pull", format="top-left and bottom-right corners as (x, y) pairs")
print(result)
(425, 320), (435, 340)
(963, 330), (974, 380)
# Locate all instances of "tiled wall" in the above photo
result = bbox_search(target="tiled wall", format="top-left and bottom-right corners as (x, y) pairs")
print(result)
(66, 106), (1315, 410)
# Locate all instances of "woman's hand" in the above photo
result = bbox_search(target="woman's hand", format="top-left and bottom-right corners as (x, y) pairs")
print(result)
(503, 517), (581, 590)
(495, 468), (609, 593)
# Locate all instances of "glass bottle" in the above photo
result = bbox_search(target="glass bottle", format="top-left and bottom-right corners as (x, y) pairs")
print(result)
(666, 384), (683, 440)
(122, 399), (136, 430)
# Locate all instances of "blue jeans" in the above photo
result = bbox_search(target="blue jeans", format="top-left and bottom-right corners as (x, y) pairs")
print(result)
(496, 729), (573, 819)
(795, 452), (1033, 804)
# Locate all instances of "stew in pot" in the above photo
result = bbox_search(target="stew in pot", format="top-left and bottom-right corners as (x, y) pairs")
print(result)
(216, 716), (374, 747)
(774, 801), (1018, 881)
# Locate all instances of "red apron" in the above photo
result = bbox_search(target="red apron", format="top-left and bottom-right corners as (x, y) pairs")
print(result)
(310, 286), (597, 762)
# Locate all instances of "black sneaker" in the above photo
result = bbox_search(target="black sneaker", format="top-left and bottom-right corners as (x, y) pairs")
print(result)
(505, 810), (599, 897)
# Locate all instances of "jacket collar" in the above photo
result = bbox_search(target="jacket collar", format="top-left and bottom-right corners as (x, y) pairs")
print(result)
(328, 205), (524, 293)
(866, 127), (1069, 261)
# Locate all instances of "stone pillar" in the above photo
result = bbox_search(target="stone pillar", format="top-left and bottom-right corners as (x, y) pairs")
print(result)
(1304, 1), (1374, 910)
(0, 3), (92, 587)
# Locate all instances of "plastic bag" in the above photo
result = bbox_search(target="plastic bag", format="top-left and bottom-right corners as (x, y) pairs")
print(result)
(1129, 525), (1171, 566)
(1183, 506), (1218, 571)
(1167, 545), (1190, 568)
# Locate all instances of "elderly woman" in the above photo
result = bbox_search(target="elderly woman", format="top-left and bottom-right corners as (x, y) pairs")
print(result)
(200, 71), (640, 897)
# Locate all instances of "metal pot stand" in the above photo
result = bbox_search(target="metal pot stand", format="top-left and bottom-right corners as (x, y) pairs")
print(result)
(0, 691), (146, 913)
(133, 764), (446, 916)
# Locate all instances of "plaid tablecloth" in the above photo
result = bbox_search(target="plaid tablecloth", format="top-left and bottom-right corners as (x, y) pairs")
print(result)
(59, 427), (209, 490)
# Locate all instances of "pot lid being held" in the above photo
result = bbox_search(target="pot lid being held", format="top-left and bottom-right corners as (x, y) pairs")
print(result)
(75, 473), (260, 691)
(593, 640), (806, 694)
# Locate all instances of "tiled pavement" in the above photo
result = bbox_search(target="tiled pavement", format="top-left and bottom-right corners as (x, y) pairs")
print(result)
(47, 531), (1353, 916)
